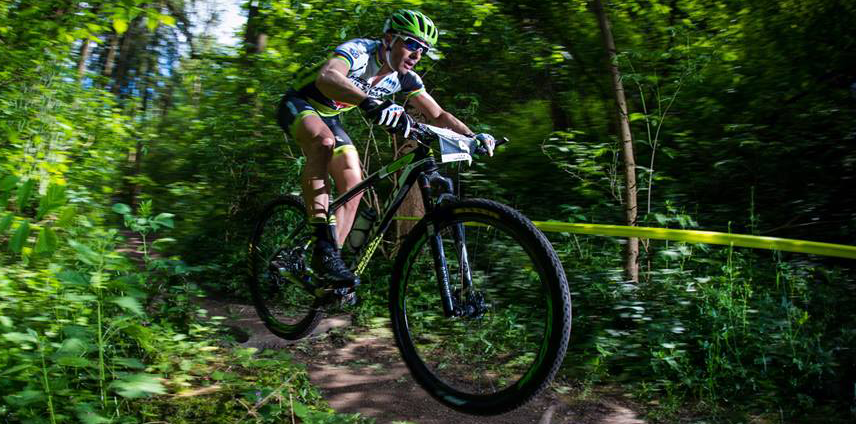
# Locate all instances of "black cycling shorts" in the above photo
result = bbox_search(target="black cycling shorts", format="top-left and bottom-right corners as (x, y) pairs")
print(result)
(276, 91), (356, 156)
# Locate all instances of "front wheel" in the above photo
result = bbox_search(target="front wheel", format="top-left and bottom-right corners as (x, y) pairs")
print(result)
(390, 199), (572, 415)
(248, 195), (323, 340)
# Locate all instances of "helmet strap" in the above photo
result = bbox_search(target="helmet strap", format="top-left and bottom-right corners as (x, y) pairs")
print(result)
(381, 34), (394, 71)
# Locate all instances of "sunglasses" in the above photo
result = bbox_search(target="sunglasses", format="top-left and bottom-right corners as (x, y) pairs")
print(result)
(396, 35), (431, 55)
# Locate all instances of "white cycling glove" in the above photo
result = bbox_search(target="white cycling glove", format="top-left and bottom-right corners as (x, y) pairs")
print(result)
(473, 133), (496, 157)
(359, 98), (405, 129)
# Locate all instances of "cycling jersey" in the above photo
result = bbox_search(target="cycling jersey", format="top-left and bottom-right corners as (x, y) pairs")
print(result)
(290, 38), (426, 117)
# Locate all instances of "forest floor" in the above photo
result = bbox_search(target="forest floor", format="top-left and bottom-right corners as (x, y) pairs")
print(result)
(199, 296), (651, 424)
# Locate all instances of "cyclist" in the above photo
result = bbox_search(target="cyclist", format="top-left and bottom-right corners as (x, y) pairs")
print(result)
(276, 9), (496, 290)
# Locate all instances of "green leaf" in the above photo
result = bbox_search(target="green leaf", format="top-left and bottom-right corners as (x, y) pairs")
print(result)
(57, 356), (93, 368)
(113, 357), (146, 370)
(34, 226), (59, 254)
(36, 183), (66, 220)
(292, 401), (310, 419)
(146, 13), (158, 31)
(113, 18), (128, 34)
(3, 390), (44, 406)
(57, 271), (89, 287)
(112, 296), (144, 316)
(68, 240), (100, 265)
(112, 203), (132, 215)
(3, 331), (38, 344)
(77, 406), (111, 424)
(110, 373), (166, 398)
(57, 206), (77, 228)
(629, 112), (646, 122)
(0, 363), (32, 377)
(0, 213), (13, 234)
(9, 219), (30, 253)
(16, 179), (35, 211)
(55, 337), (89, 356)
(0, 175), (18, 192)
(152, 213), (174, 229)
(159, 14), (176, 26)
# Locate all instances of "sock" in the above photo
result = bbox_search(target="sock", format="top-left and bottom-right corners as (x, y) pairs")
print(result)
(310, 216), (337, 250)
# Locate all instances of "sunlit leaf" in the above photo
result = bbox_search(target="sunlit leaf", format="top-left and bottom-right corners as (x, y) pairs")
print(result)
(112, 203), (132, 215)
(3, 331), (37, 344)
(110, 373), (166, 398)
(113, 18), (128, 34)
(159, 14), (176, 26)
(152, 213), (174, 229)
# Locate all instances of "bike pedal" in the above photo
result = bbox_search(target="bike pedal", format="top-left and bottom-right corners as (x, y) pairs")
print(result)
(315, 289), (357, 310)
(340, 291), (357, 306)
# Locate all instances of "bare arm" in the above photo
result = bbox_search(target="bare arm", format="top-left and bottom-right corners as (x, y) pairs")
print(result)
(315, 56), (368, 106)
(409, 91), (473, 135)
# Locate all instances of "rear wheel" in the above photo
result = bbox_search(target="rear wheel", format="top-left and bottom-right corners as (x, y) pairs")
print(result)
(248, 195), (322, 340)
(390, 199), (571, 415)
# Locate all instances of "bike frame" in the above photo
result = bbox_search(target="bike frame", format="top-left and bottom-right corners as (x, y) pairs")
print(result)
(325, 142), (474, 317)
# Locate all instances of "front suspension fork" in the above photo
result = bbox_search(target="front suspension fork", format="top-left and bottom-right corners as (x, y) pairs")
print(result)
(419, 172), (474, 317)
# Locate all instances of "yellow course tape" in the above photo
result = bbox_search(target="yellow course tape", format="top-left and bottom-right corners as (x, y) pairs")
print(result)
(392, 217), (856, 259)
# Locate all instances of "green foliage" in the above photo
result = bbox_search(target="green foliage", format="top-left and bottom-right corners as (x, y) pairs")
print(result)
(553, 222), (856, 420)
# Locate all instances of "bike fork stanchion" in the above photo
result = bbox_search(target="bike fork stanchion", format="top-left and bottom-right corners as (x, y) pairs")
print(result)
(427, 172), (475, 298)
(452, 222), (474, 296)
(418, 173), (457, 317)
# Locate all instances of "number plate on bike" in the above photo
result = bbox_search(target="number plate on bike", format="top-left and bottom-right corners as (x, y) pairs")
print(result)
(428, 125), (475, 165)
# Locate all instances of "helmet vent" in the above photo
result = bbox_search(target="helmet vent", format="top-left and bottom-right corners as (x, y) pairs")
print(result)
(416, 14), (425, 34)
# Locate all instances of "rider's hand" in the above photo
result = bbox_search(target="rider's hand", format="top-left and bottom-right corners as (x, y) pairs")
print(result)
(395, 113), (415, 139)
(472, 133), (496, 157)
(359, 97), (405, 129)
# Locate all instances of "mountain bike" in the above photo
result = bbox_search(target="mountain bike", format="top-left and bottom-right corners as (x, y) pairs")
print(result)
(247, 123), (572, 415)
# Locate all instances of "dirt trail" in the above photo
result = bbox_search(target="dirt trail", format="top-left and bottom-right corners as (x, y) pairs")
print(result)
(200, 297), (648, 424)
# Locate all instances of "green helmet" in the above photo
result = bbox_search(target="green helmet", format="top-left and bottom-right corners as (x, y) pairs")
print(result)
(383, 9), (439, 47)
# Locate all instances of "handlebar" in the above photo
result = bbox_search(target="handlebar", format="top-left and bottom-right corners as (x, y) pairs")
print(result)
(405, 121), (510, 156)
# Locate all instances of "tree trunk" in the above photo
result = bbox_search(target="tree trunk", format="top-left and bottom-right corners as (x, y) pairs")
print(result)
(102, 31), (119, 83)
(240, 0), (268, 125)
(76, 39), (92, 82)
(243, 1), (268, 56)
(592, 0), (639, 282)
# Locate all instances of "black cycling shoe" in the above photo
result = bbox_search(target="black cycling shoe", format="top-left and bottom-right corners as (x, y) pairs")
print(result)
(310, 244), (360, 290)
